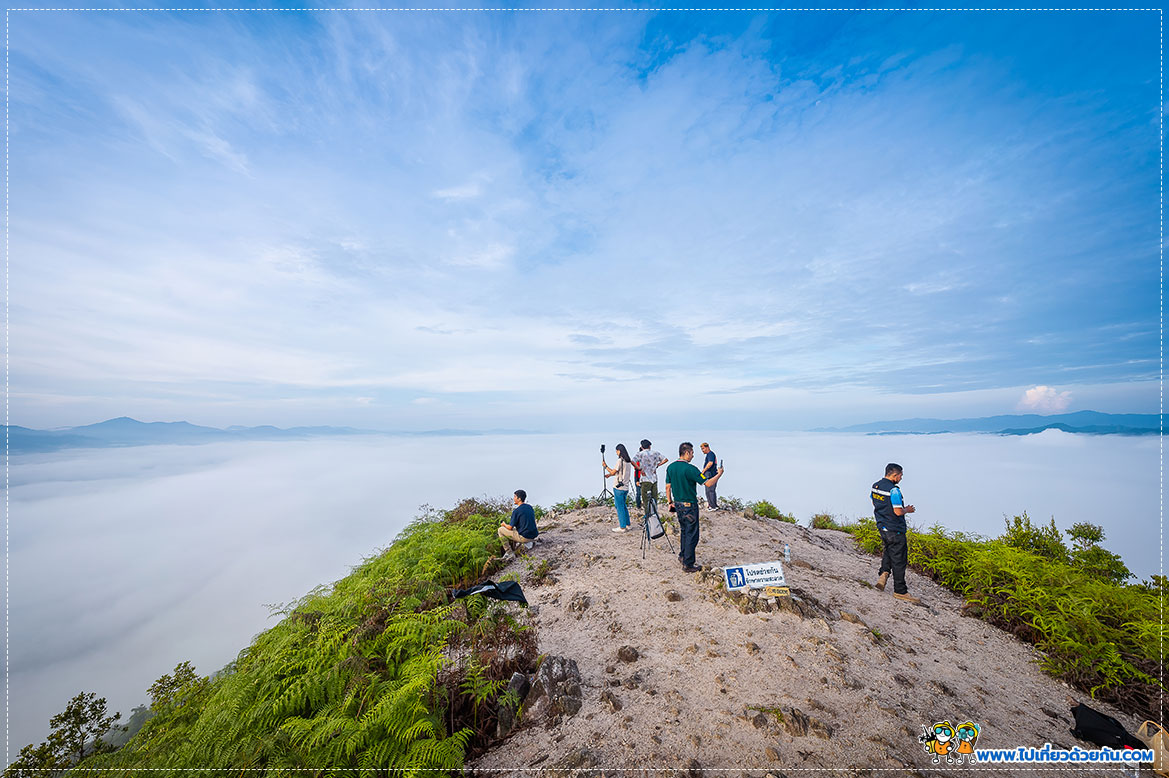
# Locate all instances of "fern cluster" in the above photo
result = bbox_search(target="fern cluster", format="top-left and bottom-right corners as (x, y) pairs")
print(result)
(844, 518), (1164, 722)
(66, 498), (533, 777)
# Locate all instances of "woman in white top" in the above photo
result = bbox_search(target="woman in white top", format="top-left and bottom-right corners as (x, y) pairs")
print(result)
(603, 443), (634, 532)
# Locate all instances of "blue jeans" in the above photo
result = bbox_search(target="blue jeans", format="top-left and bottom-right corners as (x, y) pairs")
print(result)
(677, 503), (700, 567)
(614, 489), (630, 528)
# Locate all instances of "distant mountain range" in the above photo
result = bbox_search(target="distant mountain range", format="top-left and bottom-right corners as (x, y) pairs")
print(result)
(4, 417), (533, 454)
(814, 410), (1161, 436)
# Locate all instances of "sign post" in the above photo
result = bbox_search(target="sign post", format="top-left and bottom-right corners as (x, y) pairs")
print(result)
(723, 560), (786, 591)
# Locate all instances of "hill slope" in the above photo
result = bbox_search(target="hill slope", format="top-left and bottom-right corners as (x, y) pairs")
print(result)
(472, 504), (1142, 776)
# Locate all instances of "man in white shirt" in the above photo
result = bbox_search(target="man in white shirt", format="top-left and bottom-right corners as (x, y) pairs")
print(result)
(633, 439), (669, 520)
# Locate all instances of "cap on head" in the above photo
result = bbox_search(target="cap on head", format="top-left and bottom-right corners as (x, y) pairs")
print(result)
(640, 439), (651, 450)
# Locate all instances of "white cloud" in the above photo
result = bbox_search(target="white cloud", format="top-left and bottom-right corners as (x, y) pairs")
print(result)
(1017, 385), (1072, 413)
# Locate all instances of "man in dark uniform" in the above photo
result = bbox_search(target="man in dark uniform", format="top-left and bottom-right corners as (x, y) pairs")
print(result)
(871, 463), (920, 604)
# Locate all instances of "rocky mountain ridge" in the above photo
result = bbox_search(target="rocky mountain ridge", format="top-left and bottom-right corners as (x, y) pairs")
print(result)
(470, 504), (1142, 777)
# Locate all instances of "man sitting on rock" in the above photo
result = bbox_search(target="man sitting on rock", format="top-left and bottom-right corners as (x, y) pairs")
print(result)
(498, 489), (539, 551)
(666, 442), (724, 573)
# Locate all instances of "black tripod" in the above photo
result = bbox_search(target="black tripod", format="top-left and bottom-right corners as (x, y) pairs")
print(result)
(639, 492), (675, 560)
(599, 445), (612, 499)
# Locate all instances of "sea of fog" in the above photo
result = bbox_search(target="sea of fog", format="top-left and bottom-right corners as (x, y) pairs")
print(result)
(7, 430), (1160, 753)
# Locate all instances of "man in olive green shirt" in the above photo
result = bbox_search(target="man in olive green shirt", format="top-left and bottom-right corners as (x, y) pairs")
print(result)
(666, 441), (724, 572)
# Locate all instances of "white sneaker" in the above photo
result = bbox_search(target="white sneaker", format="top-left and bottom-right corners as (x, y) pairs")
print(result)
(611, 526), (627, 533)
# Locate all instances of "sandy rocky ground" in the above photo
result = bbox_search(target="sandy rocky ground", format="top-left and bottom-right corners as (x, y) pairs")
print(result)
(468, 504), (1145, 778)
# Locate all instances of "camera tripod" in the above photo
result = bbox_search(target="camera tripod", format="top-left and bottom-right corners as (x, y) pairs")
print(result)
(639, 492), (675, 560)
(599, 445), (612, 499)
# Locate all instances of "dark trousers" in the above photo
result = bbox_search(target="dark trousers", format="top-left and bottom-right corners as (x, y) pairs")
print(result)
(704, 483), (718, 509)
(635, 483), (642, 508)
(879, 527), (909, 594)
(677, 503), (700, 567)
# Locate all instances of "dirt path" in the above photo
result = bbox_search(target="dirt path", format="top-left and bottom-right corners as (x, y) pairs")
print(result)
(470, 505), (1143, 776)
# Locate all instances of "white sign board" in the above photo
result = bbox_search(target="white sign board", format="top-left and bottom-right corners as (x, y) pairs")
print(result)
(724, 560), (786, 591)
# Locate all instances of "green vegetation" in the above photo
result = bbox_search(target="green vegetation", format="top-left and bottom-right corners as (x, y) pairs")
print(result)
(551, 494), (614, 512)
(526, 558), (558, 587)
(6, 692), (121, 774)
(21, 497), (535, 778)
(750, 500), (797, 523)
(715, 494), (746, 512)
(842, 515), (1163, 721)
(810, 512), (844, 531)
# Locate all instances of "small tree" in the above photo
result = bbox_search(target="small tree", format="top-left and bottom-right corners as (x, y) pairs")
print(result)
(1065, 521), (1106, 551)
(148, 660), (206, 713)
(1065, 522), (1131, 584)
(4, 691), (121, 776)
(50, 691), (121, 763)
(4, 731), (68, 776)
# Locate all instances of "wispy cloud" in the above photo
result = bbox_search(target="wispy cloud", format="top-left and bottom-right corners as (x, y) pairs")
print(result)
(9, 11), (1159, 428)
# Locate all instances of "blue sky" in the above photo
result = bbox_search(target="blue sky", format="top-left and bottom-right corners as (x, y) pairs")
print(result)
(9, 10), (1161, 430)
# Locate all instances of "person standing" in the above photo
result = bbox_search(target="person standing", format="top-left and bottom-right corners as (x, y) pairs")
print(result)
(498, 490), (539, 550)
(666, 442), (724, 572)
(634, 459), (643, 510)
(700, 442), (719, 510)
(603, 444), (634, 533)
(634, 439), (668, 520)
(871, 463), (920, 604)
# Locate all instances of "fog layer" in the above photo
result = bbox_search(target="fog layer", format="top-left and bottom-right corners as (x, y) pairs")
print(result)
(8, 430), (1157, 753)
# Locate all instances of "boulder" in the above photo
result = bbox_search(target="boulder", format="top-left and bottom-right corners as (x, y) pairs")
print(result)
(523, 656), (584, 723)
(494, 671), (532, 737)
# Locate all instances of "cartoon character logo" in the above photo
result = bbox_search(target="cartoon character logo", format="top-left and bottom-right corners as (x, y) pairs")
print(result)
(919, 720), (956, 764)
(953, 721), (981, 764)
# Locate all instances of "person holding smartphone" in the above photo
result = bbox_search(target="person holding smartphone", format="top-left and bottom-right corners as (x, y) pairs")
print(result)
(700, 442), (720, 510)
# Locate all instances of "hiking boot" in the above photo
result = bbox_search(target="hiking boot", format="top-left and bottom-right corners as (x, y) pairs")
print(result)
(876, 572), (889, 591)
(682, 565), (704, 573)
(892, 592), (921, 604)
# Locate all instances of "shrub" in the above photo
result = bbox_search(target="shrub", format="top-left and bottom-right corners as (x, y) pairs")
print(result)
(716, 495), (746, 512)
(810, 513), (843, 531)
(750, 500), (795, 523)
(1001, 512), (1069, 563)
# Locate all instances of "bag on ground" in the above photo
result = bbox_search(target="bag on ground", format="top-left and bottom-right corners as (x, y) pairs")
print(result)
(1137, 720), (1169, 775)
(1069, 703), (1146, 750)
